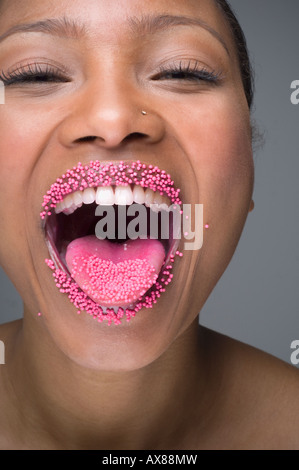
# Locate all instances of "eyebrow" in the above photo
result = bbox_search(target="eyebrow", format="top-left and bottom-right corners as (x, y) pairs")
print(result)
(0, 13), (229, 56)
(129, 14), (230, 56)
(0, 16), (86, 43)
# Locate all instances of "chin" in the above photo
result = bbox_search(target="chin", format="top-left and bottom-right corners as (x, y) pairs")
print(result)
(41, 293), (191, 372)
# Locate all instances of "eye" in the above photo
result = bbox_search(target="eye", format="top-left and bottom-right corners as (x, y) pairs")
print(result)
(0, 63), (70, 86)
(152, 61), (222, 85)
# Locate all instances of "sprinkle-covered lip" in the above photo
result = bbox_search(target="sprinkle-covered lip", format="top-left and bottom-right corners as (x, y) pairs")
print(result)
(41, 160), (183, 325)
(40, 160), (182, 220)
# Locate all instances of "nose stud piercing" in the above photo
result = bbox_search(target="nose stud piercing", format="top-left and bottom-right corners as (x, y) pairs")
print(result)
(141, 110), (147, 115)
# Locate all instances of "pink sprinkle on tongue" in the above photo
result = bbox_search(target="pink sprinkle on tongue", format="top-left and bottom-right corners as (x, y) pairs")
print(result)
(65, 236), (165, 307)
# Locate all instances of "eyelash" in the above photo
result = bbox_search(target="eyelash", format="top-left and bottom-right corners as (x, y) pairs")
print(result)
(0, 61), (222, 87)
(0, 63), (69, 86)
(154, 61), (222, 84)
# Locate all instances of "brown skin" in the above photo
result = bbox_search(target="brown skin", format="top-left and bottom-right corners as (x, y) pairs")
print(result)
(0, 0), (298, 450)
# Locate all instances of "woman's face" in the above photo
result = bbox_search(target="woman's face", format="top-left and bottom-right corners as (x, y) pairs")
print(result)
(0, 0), (253, 370)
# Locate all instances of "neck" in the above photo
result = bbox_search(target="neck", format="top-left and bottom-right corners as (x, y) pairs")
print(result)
(5, 315), (213, 449)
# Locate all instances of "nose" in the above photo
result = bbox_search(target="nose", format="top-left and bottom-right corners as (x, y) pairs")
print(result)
(58, 77), (165, 150)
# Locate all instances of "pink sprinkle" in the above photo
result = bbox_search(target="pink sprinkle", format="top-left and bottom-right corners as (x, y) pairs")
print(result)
(40, 161), (182, 218)
(205, 224), (210, 229)
(41, 161), (183, 325)
(71, 255), (157, 305)
(37, 312), (42, 317)
(44, 249), (178, 325)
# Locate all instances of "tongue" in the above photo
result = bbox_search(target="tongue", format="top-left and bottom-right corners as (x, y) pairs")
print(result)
(65, 236), (165, 307)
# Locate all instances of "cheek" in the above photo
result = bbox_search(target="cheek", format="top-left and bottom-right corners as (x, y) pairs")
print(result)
(199, 120), (254, 204)
(0, 105), (53, 265)
(173, 92), (254, 201)
(0, 110), (29, 261)
(0, 107), (43, 198)
(0, 102), (54, 163)
(168, 93), (254, 311)
(0, 99), (64, 208)
(193, 96), (254, 246)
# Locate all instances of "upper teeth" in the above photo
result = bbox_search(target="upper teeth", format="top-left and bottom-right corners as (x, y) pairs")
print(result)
(55, 185), (171, 215)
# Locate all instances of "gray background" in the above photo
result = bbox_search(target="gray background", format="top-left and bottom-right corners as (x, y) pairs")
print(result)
(0, 0), (298, 365)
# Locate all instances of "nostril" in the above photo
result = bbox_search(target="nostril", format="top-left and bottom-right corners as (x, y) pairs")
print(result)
(123, 132), (148, 143)
(76, 136), (98, 143)
(74, 133), (147, 145)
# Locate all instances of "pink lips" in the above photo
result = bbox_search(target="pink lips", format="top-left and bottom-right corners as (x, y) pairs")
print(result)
(41, 160), (183, 325)
(40, 160), (182, 219)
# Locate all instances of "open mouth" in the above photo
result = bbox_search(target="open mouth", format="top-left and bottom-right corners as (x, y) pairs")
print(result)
(41, 161), (183, 325)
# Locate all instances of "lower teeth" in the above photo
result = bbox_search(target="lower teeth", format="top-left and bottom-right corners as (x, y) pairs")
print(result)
(101, 306), (124, 314)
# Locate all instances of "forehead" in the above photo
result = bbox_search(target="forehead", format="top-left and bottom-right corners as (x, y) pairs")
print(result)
(0, 0), (232, 46)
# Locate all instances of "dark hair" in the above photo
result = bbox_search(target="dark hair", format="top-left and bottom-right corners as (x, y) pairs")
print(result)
(215, 0), (254, 109)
